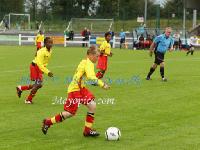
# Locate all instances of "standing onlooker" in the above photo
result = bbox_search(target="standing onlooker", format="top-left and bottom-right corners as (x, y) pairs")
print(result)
(186, 35), (198, 56)
(82, 27), (88, 47)
(139, 34), (145, 49)
(119, 29), (126, 49)
(173, 31), (181, 50)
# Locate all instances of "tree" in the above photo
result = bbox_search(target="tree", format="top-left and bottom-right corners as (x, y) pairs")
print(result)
(25, 0), (39, 21)
(0, 0), (24, 19)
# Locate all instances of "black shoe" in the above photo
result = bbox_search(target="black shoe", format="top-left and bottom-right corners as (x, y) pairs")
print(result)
(146, 76), (151, 80)
(16, 87), (22, 98)
(162, 78), (167, 82)
(42, 119), (50, 135)
(83, 129), (100, 137)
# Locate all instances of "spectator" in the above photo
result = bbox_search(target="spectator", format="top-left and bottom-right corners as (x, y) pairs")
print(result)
(144, 34), (153, 49)
(173, 31), (181, 50)
(69, 30), (74, 41)
(119, 29), (126, 49)
(3, 18), (9, 31)
(81, 27), (88, 47)
(139, 34), (145, 49)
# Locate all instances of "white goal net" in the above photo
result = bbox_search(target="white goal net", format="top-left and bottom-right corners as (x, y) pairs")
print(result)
(66, 18), (114, 32)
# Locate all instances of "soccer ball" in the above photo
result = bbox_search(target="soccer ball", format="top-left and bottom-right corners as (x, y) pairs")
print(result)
(105, 127), (121, 141)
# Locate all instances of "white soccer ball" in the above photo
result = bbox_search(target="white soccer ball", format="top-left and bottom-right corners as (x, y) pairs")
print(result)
(105, 127), (121, 141)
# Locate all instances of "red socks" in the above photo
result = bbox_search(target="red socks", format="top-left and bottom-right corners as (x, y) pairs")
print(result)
(45, 113), (64, 126)
(19, 85), (32, 91)
(84, 112), (94, 133)
(96, 71), (104, 79)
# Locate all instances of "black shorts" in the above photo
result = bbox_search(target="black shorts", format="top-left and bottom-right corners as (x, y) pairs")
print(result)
(154, 51), (165, 65)
(120, 38), (125, 44)
(174, 41), (179, 46)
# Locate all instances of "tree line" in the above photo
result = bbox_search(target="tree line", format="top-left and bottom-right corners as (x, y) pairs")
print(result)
(0, 0), (197, 22)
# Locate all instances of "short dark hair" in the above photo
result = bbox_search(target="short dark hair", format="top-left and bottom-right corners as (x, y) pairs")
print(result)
(105, 32), (111, 38)
(44, 37), (52, 45)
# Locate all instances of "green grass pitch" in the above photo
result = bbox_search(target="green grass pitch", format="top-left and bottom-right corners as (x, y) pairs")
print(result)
(1, 45), (200, 150)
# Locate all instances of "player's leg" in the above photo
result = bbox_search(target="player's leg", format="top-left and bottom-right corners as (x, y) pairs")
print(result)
(96, 69), (105, 79)
(96, 56), (107, 79)
(42, 93), (78, 134)
(16, 85), (33, 98)
(42, 111), (73, 135)
(186, 45), (192, 55)
(191, 50), (194, 55)
(83, 101), (99, 137)
(16, 63), (36, 98)
(191, 47), (194, 55)
(82, 88), (99, 137)
(160, 62), (167, 81)
(146, 63), (157, 80)
(25, 80), (42, 104)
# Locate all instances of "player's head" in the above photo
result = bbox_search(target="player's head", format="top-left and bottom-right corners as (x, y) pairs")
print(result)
(165, 27), (172, 37)
(87, 45), (100, 63)
(39, 30), (43, 34)
(105, 32), (112, 42)
(44, 37), (53, 50)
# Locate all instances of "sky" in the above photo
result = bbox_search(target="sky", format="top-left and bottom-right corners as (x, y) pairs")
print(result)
(151, 0), (169, 7)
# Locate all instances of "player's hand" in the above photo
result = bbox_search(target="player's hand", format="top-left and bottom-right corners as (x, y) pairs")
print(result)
(109, 52), (113, 57)
(48, 72), (53, 77)
(103, 83), (110, 90)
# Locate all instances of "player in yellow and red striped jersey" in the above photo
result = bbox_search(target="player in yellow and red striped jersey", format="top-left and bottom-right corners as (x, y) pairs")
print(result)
(16, 37), (54, 104)
(96, 32), (113, 79)
(35, 30), (44, 50)
(42, 45), (110, 137)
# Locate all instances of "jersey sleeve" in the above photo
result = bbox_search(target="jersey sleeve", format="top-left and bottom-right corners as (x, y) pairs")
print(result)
(36, 51), (50, 74)
(153, 35), (161, 44)
(85, 61), (104, 87)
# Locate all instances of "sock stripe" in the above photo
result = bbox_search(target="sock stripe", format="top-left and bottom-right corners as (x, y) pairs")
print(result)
(60, 112), (65, 120)
(51, 117), (56, 124)
(85, 121), (93, 128)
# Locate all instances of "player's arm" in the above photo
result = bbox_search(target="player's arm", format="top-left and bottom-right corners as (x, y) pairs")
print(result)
(85, 63), (110, 89)
(36, 51), (53, 77)
(169, 39), (174, 52)
(108, 52), (113, 57)
(149, 42), (156, 56)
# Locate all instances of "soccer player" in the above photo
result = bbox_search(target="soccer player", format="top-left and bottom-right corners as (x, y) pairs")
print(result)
(41, 45), (110, 137)
(35, 30), (44, 50)
(96, 32), (112, 79)
(16, 37), (54, 104)
(146, 27), (174, 81)
(186, 35), (198, 56)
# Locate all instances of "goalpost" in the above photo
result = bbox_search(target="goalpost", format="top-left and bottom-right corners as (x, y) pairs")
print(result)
(2, 13), (30, 30)
(66, 18), (114, 32)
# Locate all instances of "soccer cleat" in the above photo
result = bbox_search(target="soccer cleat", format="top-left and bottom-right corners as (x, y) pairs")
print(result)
(146, 76), (151, 80)
(83, 129), (100, 137)
(162, 78), (167, 82)
(42, 119), (50, 135)
(24, 100), (33, 104)
(16, 87), (22, 98)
